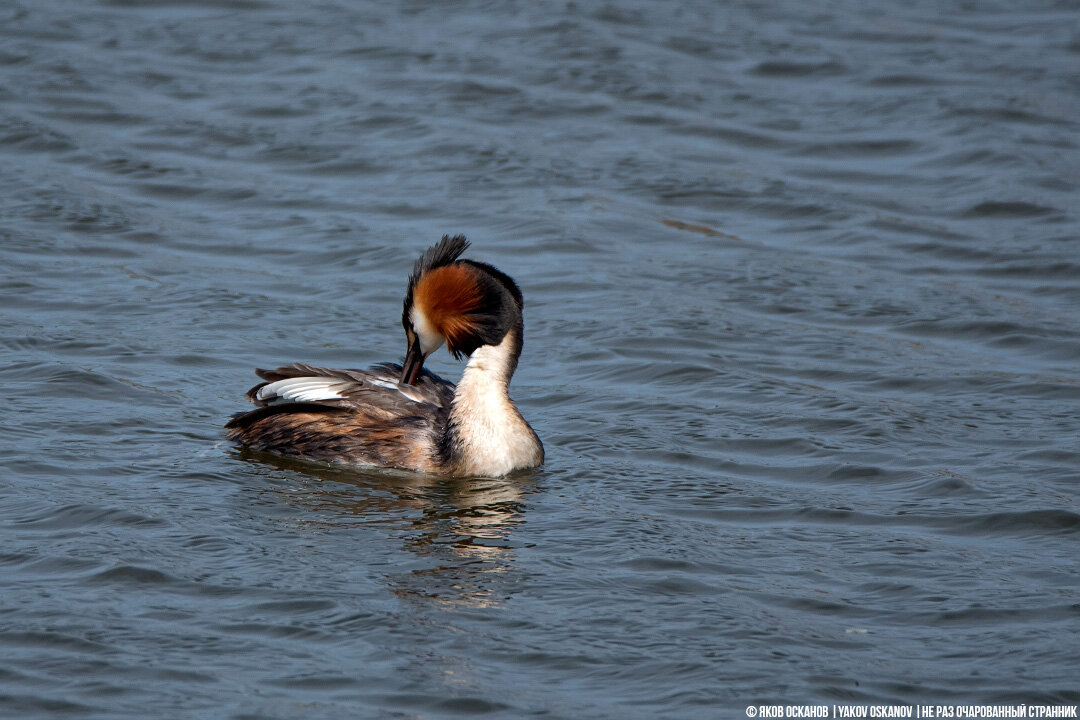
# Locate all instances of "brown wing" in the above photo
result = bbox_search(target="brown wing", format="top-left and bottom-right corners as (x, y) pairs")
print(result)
(225, 363), (455, 472)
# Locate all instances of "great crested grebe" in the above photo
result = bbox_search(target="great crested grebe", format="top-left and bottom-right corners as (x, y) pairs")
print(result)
(225, 235), (543, 477)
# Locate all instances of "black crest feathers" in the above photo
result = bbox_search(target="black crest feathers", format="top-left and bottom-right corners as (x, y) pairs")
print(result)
(408, 235), (469, 295)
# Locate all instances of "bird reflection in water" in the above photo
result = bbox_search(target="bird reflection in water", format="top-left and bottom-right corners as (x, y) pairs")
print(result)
(239, 448), (536, 609)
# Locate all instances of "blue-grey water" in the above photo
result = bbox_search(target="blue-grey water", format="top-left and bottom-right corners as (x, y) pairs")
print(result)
(2, 1), (1079, 717)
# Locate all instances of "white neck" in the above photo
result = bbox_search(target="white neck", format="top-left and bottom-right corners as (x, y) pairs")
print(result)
(447, 331), (543, 476)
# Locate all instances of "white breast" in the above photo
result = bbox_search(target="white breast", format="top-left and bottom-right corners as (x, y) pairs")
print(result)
(449, 331), (543, 475)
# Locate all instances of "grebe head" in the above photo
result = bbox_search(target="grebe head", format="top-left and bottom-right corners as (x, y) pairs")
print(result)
(400, 234), (524, 385)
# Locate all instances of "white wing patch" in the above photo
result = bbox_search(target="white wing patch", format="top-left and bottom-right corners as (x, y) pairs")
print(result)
(368, 377), (425, 404)
(257, 377), (350, 404)
(256, 375), (427, 405)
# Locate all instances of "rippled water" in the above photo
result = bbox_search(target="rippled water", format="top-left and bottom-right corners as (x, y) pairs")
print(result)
(2, 0), (1079, 717)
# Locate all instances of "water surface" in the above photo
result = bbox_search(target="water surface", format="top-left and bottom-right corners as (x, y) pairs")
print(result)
(1, 1), (1079, 717)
